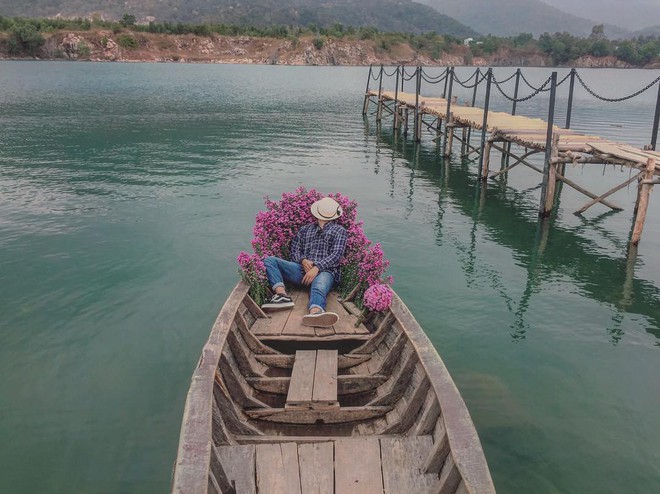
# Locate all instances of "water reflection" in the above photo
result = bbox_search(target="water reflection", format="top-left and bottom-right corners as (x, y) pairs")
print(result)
(369, 124), (660, 344)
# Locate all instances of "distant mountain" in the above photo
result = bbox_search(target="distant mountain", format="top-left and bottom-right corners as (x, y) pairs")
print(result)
(0, 0), (477, 36)
(418, 0), (630, 38)
(634, 25), (660, 37)
(539, 0), (660, 32)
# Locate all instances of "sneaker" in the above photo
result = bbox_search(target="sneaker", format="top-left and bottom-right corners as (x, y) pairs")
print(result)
(301, 311), (339, 328)
(261, 293), (295, 310)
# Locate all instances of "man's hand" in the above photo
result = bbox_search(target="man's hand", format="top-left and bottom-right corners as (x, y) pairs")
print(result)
(302, 266), (319, 285)
(301, 259), (314, 273)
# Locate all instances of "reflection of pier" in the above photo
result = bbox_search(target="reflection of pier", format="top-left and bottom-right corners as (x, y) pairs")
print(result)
(370, 127), (660, 343)
(363, 66), (660, 245)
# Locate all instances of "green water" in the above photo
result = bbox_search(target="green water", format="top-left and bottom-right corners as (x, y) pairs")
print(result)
(1, 62), (659, 493)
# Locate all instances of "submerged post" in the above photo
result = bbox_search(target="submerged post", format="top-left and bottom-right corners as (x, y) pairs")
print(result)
(376, 65), (384, 122)
(443, 67), (455, 157)
(362, 65), (373, 115)
(651, 80), (660, 150)
(477, 69), (493, 180)
(393, 66), (400, 130)
(566, 69), (576, 129)
(631, 157), (657, 245)
(414, 66), (422, 142)
(539, 71), (558, 216)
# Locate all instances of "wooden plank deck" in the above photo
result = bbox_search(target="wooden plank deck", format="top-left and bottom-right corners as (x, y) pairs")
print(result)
(374, 90), (660, 170)
(220, 437), (438, 493)
(253, 288), (370, 338)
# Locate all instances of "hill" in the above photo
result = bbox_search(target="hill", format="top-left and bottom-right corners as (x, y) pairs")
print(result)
(418, 0), (629, 38)
(540, 0), (660, 32)
(0, 0), (477, 36)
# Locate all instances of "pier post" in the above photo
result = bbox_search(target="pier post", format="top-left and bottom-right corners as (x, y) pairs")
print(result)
(442, 67), (449, 98)
(393, 66), (400, 130)
(539, 71), (558, 216)
(477, 69), (493, 180)
(631, 157), (656, 245)
(362, 65), (373, 115)
(565, 69), (576, 129)
(651, 81), (660, 150)
(503, 69), (522, 168)
(443, 67), (455, 157)
(414, 66), (422, 142)
(466, 68), (481, 154)
(376, 65), (384, 122)
(401, 65), (405, 92)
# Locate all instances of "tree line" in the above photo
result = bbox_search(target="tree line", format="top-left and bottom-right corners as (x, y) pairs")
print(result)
(1, 15), (658, 67)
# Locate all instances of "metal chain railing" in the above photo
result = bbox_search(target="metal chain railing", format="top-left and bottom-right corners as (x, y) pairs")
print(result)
(492, 75), (553, 102)
(453, 70), (489, 89)
(420, 67), (448, 84)
(382, 67), (398, 77)
(575, 71), (660, 102)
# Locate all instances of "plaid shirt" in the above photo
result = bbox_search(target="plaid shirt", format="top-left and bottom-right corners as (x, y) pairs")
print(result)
(290, 222), (348, 283)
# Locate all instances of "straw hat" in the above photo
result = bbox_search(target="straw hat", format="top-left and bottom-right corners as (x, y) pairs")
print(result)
(311, 197), (342, 221)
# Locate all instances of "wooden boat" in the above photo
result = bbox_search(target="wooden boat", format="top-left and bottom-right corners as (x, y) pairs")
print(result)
(172, 281), (495, 493)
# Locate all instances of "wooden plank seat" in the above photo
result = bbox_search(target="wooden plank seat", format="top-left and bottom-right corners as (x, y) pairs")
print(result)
(286, 350), (339, 409)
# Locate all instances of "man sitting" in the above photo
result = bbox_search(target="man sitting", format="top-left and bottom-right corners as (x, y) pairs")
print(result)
(261, 197), (348, 328)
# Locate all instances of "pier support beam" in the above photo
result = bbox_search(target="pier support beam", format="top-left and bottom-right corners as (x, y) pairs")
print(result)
(631, 157), (656, 245)
(542, 134), (560, 215)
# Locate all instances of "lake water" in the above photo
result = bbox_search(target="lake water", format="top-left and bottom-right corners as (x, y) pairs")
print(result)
(1, 61), (659, 493)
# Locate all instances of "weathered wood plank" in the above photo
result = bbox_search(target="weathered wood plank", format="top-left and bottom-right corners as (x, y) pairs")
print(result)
(254, 289), (301, 335)
(298, 442), (334, 494)
(383, 376), (431, 434)
(433, 455), (461, 494)
(255, 443), (302, 494)
(217, 445), (256, 493)
(210, 444), (236, 494)
(286, 350), (316, 406)
(253, 353), (371, 370)
(282, 291), (316, 336)
(242, 294), (270, 320)
(326, 295), (357, 335)
(350, 312), (395, 354)
(368, 350), (417, 407)
(259, 334), (371, 343)
(213, 376), (263, 436)
(380, 436), (439, 493)
(376, 332), (408, 376)
(235, 310), (279, 355)
(412, 391), (441, 436)
(246, 406), (392, 424)
(312, 350), (338, 405)
(218, 356), (268, 409)
(424, 420), (450, 474)
(248, 374), (386, 395)
(335, 438), (384, 494)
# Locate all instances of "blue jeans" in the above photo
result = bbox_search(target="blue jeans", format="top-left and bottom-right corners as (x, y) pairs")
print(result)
(264, 256), (335, 312)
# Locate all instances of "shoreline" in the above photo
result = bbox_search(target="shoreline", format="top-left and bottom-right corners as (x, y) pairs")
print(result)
(2, 30), (658, 69)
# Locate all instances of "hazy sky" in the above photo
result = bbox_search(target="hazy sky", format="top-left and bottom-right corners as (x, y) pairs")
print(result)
(540, 0), (660, 30)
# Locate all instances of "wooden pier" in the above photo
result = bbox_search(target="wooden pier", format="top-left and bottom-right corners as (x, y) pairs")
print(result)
(363, 66), (660, 245)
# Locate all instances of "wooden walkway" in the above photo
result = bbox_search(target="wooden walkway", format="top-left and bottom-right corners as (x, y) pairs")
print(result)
(367, 88), (660, 245)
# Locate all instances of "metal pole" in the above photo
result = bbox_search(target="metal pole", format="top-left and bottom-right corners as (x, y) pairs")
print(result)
(376, 65), (384, 121)
(511, 69), (521, 116)
(414, 66), (421, 142)
(539, 72), (558, 216)
(477, 69), (493, 179)
(651, 80), (660, 150)
(442, 67), (455, 154)
(442, 67), (449, 98)
(566, 69), (576, 129)
(362, 65), (373, 115)
(393, 66), (400, 130)
(467, 68), (481, 147)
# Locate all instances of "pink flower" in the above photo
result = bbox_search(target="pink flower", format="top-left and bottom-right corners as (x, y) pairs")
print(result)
(363, 284), (393, 312)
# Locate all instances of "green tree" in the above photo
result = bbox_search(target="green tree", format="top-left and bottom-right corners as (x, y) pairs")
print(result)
(120, 13), (136, 27)
(8, 22), (44, 56)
